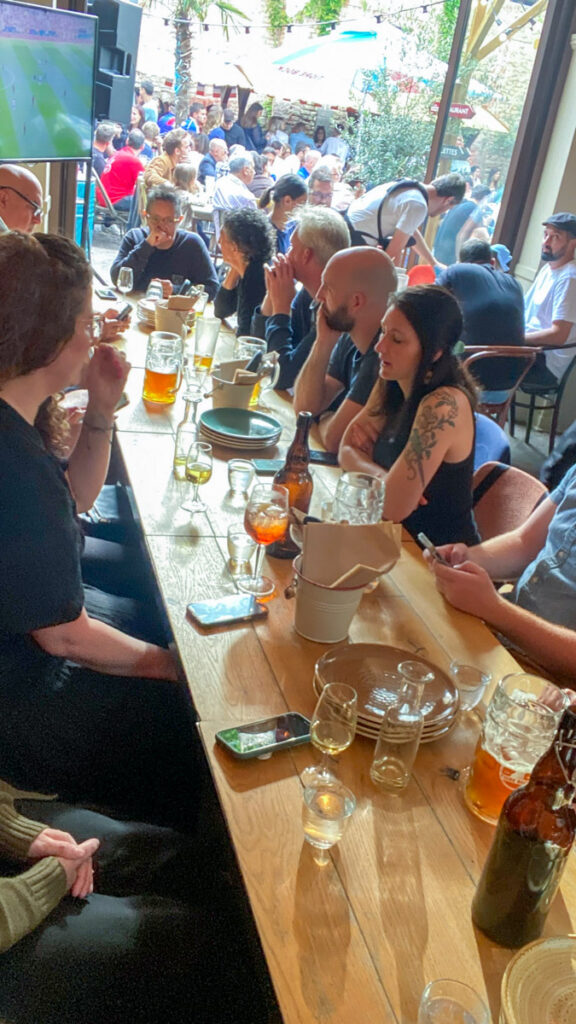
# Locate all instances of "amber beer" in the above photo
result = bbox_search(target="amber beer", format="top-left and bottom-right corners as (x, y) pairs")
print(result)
(268, 411), (314, 558)
(464, 740), (529, 825)
(142, 367), (179, 404)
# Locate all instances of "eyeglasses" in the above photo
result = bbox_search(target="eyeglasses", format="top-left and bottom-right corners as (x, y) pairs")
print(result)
(0, 185), (42, 218)
(147, 214), (179, 227)
(310, 190), (334, 206)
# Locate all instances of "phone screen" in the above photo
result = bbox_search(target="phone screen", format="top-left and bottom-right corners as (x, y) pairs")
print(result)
(187, 594), (268, 627)
(216, 713), (310, 756)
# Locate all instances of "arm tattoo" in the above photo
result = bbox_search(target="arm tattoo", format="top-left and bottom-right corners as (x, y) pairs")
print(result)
(403, 389), (459, 487)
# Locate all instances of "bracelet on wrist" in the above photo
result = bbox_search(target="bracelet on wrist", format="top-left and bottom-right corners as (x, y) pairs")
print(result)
(83, 419), (114, 433)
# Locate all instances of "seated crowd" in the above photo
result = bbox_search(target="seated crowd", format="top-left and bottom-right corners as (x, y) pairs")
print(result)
(1, 104), (576, 1020)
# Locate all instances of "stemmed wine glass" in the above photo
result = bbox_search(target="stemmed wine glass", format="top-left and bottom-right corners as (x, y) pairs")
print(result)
(117, 267), (133, 295)
(238, 483), (289, 598)
(302, 683), (358, 787)
(182, 441), (213, 514)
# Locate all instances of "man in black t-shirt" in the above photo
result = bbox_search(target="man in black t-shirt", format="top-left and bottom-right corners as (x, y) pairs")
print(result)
(438, 238), (525, 389)
(293, 247), (397, 452)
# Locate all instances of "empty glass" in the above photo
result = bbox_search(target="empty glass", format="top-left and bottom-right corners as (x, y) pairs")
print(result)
(449, 662), (491, 712)
(418, 979), (489, 1024)
(227, 459), (255, 497)
(227, 524), (257, 576)
(333, 472), (385, 524)
(302, 778), (356, 867)
(117, 266), (133, 295)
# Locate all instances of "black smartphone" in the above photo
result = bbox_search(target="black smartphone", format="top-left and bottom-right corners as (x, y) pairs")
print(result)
(309, 449), (338, 466)
(116, 303), (132, 321)
(417, 532), (450, 566)
(176, 278), (191, 295)
(95, 287), (117, 300)
(187, 594), (268, 628)
(216, 712), (311, 759)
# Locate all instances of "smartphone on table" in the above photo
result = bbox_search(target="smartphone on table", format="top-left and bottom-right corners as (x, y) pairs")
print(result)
(187, 593), (268, 628)
(417, 532), (451, 567)
(95, 287), (117, 301)
(216, 712), (311, 759)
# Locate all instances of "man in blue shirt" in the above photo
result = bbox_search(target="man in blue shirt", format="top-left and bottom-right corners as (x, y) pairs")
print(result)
(429, 465), (576, 683)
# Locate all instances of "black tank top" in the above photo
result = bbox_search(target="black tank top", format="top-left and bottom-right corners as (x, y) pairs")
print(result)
(372, 392), (480, 546)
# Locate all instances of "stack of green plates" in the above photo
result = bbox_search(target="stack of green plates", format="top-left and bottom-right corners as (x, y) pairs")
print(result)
(199, 408), (282, 450)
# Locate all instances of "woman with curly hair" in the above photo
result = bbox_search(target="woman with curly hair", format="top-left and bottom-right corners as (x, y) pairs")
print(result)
(339, 285), (480, 546)
(0, 231), (200, 828)
(214, 206), (275, 335)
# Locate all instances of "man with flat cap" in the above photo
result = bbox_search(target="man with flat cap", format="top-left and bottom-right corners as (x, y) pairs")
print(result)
(524, 212), (576, 383)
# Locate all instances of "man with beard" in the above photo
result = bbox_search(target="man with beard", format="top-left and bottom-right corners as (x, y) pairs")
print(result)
(524, 213), (576, 385)
(293, 247), (397, 452)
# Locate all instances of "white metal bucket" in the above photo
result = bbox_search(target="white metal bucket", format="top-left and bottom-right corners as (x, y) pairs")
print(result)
(291, 555), (366, 643)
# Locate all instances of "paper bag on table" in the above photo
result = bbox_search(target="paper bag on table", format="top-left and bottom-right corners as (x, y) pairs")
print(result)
(301, 521), (402, 588)
(166, 293), (199, 311)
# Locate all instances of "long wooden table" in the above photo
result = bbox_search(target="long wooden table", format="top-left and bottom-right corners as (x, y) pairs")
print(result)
(110, 313), (576, 1024)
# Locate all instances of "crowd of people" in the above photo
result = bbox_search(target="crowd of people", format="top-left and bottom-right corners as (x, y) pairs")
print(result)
(0, 74), (575, 1022)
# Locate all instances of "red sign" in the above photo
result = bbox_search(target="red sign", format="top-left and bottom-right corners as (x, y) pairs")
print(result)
(430, 101), (475, 119)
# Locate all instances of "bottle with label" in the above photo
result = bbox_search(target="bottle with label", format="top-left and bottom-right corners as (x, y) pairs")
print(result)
(472, 708), (576, 948)
(268, 411), (314, 559)
(173, 401), (198, 480)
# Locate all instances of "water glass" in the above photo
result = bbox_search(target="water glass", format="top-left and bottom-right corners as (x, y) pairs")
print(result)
(464, 672), (569, 824)
(117, 266), (133, 295)
(418, 979), (489, 1024)
(227, 459), (255, 496)
(227, 524), (256, 576)
(449, 662), (491, 712)
(302, 778), (356, 867)
(333, 472), (385, 524)
(145, 279), (163, 302)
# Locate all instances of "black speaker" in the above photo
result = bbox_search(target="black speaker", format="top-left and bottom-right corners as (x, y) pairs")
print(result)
(89, 0), (142, 123)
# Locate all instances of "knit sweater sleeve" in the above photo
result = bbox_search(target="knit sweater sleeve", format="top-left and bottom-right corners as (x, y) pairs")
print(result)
(0, 859), (68, 952)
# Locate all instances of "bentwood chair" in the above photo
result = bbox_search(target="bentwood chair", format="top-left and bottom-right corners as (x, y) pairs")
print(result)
(93, 169), (130, 233)
(510, 349), (576, 453)
(472, 461), (548, 541)
(463, 345), (539, 429)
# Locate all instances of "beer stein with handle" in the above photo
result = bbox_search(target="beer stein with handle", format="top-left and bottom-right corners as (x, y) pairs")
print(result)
(142, 332), (183, 405)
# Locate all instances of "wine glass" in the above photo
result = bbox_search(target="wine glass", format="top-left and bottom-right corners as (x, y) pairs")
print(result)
(237, 484), (289, 598)
(182, 442), (213, 514)
(302, 683), (358, 787)
(117, 267), (133, 295)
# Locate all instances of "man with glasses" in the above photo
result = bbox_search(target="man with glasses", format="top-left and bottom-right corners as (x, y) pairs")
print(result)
(110, 186), (218, 298)
(0, 164), (44, 233)
(307, 165), (334, 208)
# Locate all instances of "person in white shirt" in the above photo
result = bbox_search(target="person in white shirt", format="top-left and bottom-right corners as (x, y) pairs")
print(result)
(212, 154), (256, 239)
(345, 173), (466, 266)
(524, 212), (576, 381)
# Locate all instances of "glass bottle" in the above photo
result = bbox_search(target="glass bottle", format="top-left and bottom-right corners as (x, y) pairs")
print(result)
(268, 411), (314, 559)
(370, 678), (425, 791)
(472, 708), (576, 948)
(173, 400), (198, 480)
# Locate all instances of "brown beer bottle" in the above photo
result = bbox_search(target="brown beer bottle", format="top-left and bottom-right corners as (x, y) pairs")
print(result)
(472, 708), (576, 948)
(268, 411), (314, 559)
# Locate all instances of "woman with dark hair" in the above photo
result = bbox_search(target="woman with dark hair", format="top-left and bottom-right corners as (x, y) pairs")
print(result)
(214, 207), (275, 335)
(248, 152), (274, 199)
(313, 125), (326, 148)
(241, 102), (265, 153)
(0, 231), (201, 828)
(339, 285), (479, 546)
(258, 173), (307, 253)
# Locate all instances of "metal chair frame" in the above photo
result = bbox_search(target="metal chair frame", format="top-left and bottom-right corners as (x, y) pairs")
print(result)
(463, 345), (540, 429)
(93, 169), (131, 232)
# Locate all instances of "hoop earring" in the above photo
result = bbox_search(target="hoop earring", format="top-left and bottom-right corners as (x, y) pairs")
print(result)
(424, 369), (433, 384)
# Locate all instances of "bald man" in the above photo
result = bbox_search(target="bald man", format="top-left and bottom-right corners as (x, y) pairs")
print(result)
(294, 246), (397, 452)
(0, 164), (43, 233)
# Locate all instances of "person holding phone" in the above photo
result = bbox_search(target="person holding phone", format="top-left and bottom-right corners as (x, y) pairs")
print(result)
(0, 231), (200, 829)
(339, 285), (480, 546)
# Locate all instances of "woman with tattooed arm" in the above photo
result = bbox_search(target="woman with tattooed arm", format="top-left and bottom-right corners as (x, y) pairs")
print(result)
(339, 285), (480, 545)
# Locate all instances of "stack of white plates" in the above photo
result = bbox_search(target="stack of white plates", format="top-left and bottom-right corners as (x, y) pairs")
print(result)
(314, 643), (460, 744)
(199, 409), (282, 450)
(136, 298), (158, 326)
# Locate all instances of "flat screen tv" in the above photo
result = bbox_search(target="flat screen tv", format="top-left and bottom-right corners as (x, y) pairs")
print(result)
(0, 0), (97, 161)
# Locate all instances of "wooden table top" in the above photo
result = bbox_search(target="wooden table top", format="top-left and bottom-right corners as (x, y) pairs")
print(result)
(111, 316), (576, 1024)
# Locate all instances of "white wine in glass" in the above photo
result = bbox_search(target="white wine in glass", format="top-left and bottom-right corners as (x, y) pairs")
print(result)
(182, 442), (212, 513)
(302, 683), (358, 786)
(117, 267), (133, 295)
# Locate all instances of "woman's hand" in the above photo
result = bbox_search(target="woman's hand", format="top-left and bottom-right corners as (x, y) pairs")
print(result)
(99, 308), (131, 343)
(84, 345), (131, 416)
(346, 416), (379, 456)
(264, 255), (295, 315)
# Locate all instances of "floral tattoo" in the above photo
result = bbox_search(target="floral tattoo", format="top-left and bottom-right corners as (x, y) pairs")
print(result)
(403, 390), (458, 486)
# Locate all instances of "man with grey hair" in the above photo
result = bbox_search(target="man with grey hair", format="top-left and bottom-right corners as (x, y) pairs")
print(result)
(111, 186), (218, 297)
(212, 154), (256, 239)
(294, 246), (397, 451)
(251, 205), (351, 389)
(92, 122), (116, 176)
(198, 138), (228, 185)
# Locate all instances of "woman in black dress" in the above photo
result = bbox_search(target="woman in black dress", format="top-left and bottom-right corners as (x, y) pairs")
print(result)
(214, 206), (275, 336)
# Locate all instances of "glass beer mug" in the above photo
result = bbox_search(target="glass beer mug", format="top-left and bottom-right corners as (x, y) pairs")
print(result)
(142, 332), (183, 405)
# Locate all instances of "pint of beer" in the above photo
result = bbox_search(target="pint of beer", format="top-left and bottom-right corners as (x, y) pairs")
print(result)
(464, 673), (568, 824)
(143, 332), (183, 405)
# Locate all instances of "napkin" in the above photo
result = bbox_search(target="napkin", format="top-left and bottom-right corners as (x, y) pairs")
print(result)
(301, 521), (401, 588)
(166, 294), (198, 311)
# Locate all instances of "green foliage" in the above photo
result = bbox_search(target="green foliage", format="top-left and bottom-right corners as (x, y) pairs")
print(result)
(294, 0), (346, 37)
(436, 0), (460, 62)
(345, 67), (437, 186)
(265, 0), (288, 46)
